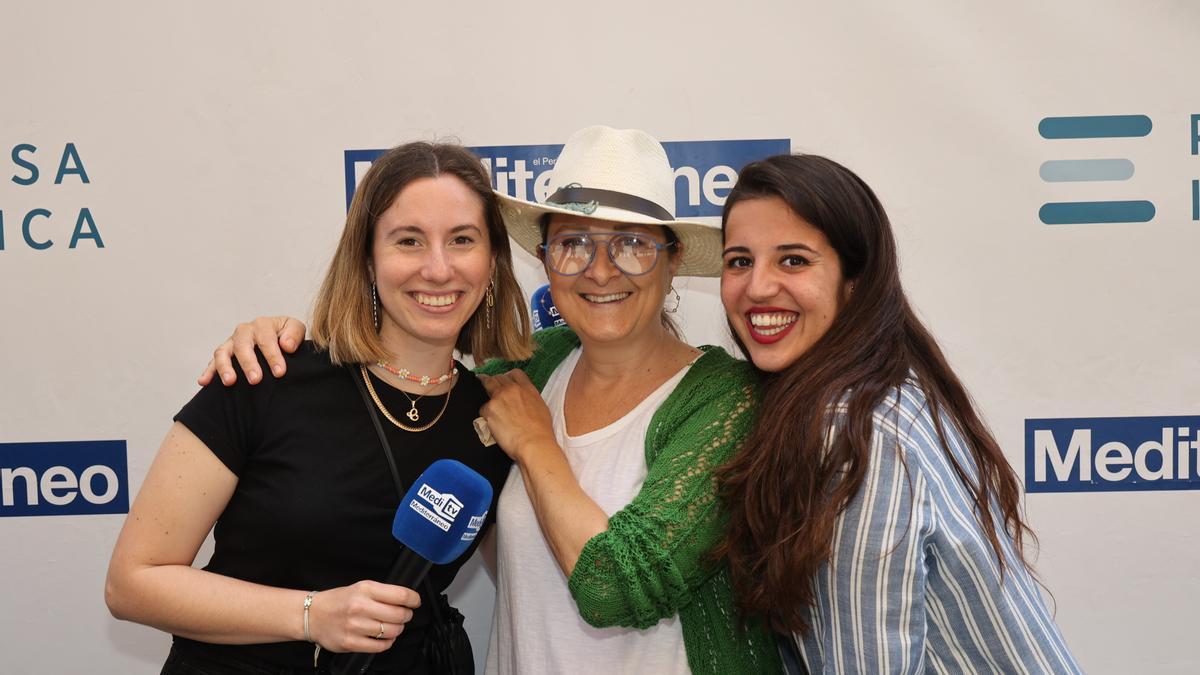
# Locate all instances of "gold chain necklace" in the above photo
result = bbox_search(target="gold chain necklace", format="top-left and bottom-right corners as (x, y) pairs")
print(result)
(359, 365), (452, 432)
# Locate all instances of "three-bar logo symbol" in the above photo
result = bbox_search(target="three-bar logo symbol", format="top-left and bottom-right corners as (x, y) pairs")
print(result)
(1038, 115), (1156, 225)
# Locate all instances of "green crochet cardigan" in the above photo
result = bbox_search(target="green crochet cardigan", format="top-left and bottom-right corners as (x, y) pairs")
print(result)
(478, 327), (782, 675)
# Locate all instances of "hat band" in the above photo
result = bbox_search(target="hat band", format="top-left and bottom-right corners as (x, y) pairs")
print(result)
(546, 186), (673, 221)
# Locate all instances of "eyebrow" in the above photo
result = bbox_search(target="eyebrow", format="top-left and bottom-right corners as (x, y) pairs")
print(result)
(386, 223), (483, 235)
(722, 243), (819, 255)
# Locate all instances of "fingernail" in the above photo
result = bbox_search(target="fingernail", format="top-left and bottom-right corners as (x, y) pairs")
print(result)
(221, 372), (233, 384)
(273, 365), (284, 376)
(249, 369), (261, 382)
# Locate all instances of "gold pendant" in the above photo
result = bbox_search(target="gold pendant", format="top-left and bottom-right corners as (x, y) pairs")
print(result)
(406, 402), (420, 422)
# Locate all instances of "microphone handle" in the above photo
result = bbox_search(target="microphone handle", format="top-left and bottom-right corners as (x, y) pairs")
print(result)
(333, 547), (435, 675)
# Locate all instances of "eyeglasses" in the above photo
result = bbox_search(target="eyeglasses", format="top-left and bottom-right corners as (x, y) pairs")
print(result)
(539, 231), (675, 276)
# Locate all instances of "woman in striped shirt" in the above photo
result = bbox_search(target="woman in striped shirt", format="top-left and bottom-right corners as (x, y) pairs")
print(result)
(716, 154), (1082, 674)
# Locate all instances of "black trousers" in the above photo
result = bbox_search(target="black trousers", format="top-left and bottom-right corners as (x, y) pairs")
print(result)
(161, 643), (433, 675)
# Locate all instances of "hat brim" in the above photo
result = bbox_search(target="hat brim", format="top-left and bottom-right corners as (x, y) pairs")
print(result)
(496, 192), (723, 278)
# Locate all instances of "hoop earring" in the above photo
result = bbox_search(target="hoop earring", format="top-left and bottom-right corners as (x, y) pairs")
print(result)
(372, 283), (380, 332)
(485, 280), (495, 330)
(664, 285), (681, 314)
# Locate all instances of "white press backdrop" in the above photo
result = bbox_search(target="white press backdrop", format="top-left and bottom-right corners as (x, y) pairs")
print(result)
(2, 1), (1197, 672)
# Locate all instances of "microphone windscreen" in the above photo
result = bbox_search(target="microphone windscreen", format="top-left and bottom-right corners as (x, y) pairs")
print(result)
(531, 284), (566, 331)
(392, 459), (493, 565)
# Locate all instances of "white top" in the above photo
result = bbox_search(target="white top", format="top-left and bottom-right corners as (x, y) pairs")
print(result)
(485, 348), (693, 675)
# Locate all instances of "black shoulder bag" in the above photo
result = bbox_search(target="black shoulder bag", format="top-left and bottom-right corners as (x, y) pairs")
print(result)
(336, 366), (475, 675)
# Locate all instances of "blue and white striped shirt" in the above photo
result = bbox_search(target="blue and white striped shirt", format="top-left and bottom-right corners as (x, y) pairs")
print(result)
(794, 381), (1082, 674)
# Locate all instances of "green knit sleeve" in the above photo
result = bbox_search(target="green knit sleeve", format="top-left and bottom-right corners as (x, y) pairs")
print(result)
(473, 326), (580, 390)
(566, 350), (759, 629)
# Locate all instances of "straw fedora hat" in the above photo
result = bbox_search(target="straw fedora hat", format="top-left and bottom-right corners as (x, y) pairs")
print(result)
(496, 125), (722, 277)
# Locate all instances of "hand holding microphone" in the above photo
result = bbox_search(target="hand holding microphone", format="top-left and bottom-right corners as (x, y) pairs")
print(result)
(332, 459), (493, 674)
(305, 580), (420, 655)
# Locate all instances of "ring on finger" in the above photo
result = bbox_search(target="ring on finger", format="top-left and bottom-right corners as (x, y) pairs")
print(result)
(374, 622), (385, 639)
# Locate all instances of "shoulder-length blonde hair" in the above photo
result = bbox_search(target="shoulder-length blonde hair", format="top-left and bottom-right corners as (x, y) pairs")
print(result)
(311, 142), (532, 364)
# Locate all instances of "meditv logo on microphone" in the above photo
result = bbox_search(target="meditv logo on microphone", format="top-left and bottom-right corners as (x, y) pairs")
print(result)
(1025, 415), (1200, 493)
(1, 440), (129, 516)
(412, 483), (464, 532)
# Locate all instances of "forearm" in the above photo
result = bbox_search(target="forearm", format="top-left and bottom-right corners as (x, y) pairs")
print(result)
(106, 562), (307, 644)
(515, 440), (609, 576)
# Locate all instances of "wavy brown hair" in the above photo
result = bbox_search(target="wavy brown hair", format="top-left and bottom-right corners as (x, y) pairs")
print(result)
(714, 154), (1035, 634)
(311, 142), (532, 364)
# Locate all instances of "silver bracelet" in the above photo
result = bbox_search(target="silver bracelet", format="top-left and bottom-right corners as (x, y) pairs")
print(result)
(302, 590), (317, 643)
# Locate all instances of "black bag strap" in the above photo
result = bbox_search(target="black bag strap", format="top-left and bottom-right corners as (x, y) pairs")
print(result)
(345, 366), (448, 670)
(352, 365), (407, 497)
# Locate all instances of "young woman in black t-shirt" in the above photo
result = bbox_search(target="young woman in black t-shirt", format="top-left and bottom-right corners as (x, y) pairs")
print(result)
(105, 142), (532, 673)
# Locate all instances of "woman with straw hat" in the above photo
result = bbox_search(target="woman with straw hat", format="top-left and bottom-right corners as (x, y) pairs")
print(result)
(474, 126), (777, 674)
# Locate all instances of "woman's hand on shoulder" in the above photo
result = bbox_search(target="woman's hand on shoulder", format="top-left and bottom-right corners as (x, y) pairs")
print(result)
(197, 316), (307, 387)
(307, 580), (422, 654)
(478, 370), (556, 463)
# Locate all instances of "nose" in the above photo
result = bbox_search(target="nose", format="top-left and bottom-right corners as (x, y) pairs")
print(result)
(745, 264), (780, 303)
(420, 246), (453, 284)
(582, 239), (621, 284)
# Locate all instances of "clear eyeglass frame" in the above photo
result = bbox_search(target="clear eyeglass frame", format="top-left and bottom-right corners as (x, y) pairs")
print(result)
(538, 231), (675, 277)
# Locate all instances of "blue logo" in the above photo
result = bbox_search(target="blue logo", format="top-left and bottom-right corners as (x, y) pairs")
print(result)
(1037, 115), (1156, 225)
(1025, 416), (1200, 493)
(344, 138), (790, 217)
(0, 440), (129, 517)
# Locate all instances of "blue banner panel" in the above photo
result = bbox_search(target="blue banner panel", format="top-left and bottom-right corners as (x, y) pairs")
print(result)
(0, 440), (129, 517)
(1025, 416), (1200, 493)
(660, 139), (791, 217)
(345, 139), (791, 217)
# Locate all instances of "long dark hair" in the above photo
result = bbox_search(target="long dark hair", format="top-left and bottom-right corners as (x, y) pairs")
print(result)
(714, 154), (1034, 634)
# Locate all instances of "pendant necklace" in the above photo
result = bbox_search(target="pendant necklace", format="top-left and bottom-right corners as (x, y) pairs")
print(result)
(399, 390), (423, 422)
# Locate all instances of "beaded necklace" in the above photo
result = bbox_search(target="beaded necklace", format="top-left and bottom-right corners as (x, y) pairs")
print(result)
(376, 359), (457, 387)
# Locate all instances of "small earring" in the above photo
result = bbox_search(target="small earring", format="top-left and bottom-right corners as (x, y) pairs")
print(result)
(485, 280), (495, 330)
(371, 283), (380, 332)
(664, 285), (681, 314)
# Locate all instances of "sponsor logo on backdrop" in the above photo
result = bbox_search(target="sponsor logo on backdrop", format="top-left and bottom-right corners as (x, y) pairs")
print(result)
(344, 138), (791, 217)
(410, 483), (464, 531)
(3, 143), (105, 251)
(1037, 114), (1200, 224)
(1, 441), (128, 516)
(1025, 416), (1200, 493)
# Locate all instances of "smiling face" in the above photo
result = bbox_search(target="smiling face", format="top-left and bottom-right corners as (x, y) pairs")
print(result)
(371, 175), (495, 355)
(543, 215), (679, 347)
(720, 196), (849, 373)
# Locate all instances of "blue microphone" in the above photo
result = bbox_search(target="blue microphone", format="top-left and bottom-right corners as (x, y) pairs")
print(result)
(392, 458), (493, 564)
(531, 284), (566, 331)
(337, 459), (492, 675)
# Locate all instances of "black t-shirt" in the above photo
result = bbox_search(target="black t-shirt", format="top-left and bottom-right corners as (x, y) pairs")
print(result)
(172, 342), (511, 672)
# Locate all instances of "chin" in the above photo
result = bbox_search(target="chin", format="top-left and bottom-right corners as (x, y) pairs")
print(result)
(749, 354), (790, 373)
(742, 341), (802, 374)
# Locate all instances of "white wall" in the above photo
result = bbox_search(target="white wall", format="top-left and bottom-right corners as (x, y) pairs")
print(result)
(2, 1), (1197, 672)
